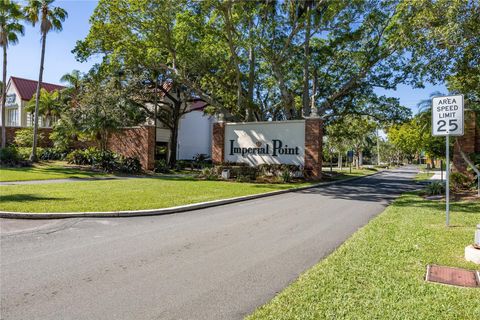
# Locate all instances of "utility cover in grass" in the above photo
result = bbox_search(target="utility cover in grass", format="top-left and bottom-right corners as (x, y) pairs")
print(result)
(426, 265), (479, 288)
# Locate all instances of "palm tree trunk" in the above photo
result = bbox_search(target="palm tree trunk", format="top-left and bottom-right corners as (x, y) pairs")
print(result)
(30, 31), (47, 162)
(302, 4), (311, 117)
(1, 44), (7, 148)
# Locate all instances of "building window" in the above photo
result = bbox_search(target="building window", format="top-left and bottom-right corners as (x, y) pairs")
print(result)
(7, 109), (18, 126)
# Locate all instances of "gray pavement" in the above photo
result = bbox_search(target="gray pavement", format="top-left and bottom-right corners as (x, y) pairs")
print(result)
(0, 166), (420, 320)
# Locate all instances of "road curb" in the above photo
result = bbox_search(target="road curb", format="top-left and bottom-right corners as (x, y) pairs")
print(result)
(0, 171), (383, 219)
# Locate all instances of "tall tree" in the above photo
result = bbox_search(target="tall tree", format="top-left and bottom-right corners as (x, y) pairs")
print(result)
(0, 0), (24, 148)
(25, 88), (61, 127)
(24, 0), (67, 161)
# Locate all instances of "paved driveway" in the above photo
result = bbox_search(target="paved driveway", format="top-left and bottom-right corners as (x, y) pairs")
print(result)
(0, 167), (419, 320)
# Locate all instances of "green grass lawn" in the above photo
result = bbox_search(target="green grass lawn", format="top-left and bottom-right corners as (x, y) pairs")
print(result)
(327, 167), (379, 181)
(415, 171), (435, 181)
(0, 177), (313, 213)
(247, 194), (480, 320)
(0, 161), (108, 182)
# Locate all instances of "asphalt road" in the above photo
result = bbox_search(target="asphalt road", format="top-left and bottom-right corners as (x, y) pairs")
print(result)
(0, 167), (419, 320)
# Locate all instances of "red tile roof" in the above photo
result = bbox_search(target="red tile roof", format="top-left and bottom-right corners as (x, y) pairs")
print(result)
(9, 76), (65, 101)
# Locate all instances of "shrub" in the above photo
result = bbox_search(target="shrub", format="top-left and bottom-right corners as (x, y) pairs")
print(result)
(92, 150), (119, 172)
(39, 148), (68, 161)
(0, 146), (31, 167)
(236, 175), (251, 182)
(154, 159), (170, 173)
(14, 128), (44, 147)
(280, 169), (292, 183)
(449, 172), (472, 191)
(200, 167), (217, 180)
(425, 181), (445, 196)
(119, 157), (142, 174)
(213, 165), (258, 180)
(67, 149), (90, 165)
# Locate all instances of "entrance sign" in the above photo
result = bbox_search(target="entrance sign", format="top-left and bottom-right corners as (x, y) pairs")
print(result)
(224, 121), (305, 166)
(432, 95), (464, 136)
(431, 94), (465, 227)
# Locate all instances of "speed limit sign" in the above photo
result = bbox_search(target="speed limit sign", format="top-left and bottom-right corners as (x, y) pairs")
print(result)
(432, 95), (464, 136)
(431, 94), (464, 227)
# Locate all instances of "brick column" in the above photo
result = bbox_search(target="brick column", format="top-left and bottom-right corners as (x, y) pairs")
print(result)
(304, 118), (323, 179)
(453, 111), (476, 175)
(212, 122), (225, 164)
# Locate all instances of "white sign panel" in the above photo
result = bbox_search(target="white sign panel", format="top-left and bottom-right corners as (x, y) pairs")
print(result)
(432, 95), (464, 136)
(224, 121), (305, 166)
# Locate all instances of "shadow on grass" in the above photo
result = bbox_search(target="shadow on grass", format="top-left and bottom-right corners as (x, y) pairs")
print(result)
(392, 193), (480, 214)
(0, 194), (70, 202)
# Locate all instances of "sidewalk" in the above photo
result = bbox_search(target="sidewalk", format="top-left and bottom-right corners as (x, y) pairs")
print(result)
(429, 170), (445, 181)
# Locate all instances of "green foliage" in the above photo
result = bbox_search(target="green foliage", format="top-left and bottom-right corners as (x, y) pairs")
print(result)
(280, 169), (292, 183)
(66, 147), (141, 173)
(0, 146), (30, 167)
(214, 165), (258, 181)
(118, 157), (142, 174)
(154, 159), (170, 173)
(14, 128), (44, 147)
(425, 181), (445, 196)
(38, 147), (67, 161)
(25, 88), (62, 127)
(449, 172), (473, 192)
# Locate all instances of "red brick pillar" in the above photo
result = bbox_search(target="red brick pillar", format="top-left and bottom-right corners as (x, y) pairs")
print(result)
(212, 122), (225, 164)
(453, 111), (476, 175)
(304, 118), (323, 179)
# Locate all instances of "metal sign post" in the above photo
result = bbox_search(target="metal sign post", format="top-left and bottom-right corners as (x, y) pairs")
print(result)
(431, 95), (464, 227)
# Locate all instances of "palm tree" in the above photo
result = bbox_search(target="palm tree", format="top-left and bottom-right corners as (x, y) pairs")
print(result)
(24, 0), (67, 161)
(0, 0), (24, 148)
(26, 88), (61, 127)
(60, 69), (82, 107)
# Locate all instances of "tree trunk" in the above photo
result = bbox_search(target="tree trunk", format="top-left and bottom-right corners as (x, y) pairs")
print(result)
(302, 4), (311, 117)
(338, 153), (342, 169)
(168, 112), (180, 167)
(30, 32), (47, 162)
(246, 18), (255, 122)
(359, 150), (363, 167)
(430, 157), (435, 169)
(1, 44), (7, 148)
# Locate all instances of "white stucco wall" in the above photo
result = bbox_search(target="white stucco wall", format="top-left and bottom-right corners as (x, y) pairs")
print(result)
(177, 111), (213, 160)
(224, 120), (305, 166)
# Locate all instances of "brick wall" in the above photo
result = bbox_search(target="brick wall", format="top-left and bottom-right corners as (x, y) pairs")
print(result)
(1, 126), (53, 147)
(107, 126), (155, 171)
(304, 118), (323, 179)
(212, 122), (225, 164)
(453, 111), (477, 174)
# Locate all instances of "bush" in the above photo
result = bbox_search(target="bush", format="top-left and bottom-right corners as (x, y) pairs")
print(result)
(280, 169), (292, 183)
(0, 146), (31, 167)
(14, 128), (44, 147)
(449, 172), (472, 191)
(213, 165), (258, 180)
(425, 181), (445, 196)
(200, 167), (217, 180)
(119, 157), (142, 174)
(154, 159), (170, 173)
(66, 149), (91, 165)
(236, 175), (251, 182)
(39, 148), (68, 161)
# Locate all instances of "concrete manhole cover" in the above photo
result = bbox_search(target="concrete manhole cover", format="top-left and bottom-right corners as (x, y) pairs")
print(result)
(426, 265), (480, 288)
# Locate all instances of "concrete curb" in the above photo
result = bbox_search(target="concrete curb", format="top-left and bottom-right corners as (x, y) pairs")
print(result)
(0, 171), (383, 219)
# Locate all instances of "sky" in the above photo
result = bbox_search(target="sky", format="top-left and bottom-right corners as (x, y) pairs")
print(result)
(4, 0), (447, 115)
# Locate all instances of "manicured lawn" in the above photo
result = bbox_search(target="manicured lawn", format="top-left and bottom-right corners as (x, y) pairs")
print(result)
(328, 167), (379, 180)
(0, 177), (313, 213)
(415, 171), (435, 181)
(247, 194), (480, 320)
(0, 161), (108, 182)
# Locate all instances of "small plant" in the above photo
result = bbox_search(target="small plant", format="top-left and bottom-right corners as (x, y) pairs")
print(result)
(119, 157), (142, 174)
(201, 167), (217, 180)
(425, 181), (445, 196)
(39, 148), (68, 161)
(449, 172), (472, 192)
(154, 159), (170, 173)
(280, 169), (292, 183)
(236, 175), (252, 182)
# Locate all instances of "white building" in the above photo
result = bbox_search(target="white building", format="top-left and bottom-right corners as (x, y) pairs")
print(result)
(4, 76), (65, 127)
